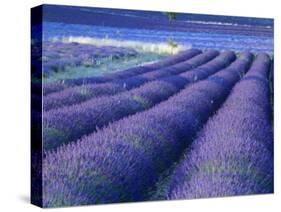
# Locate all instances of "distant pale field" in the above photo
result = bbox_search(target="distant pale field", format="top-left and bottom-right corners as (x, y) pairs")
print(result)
(36, 20), (273, 82)
(44, 50), (168, 83)
(43, 22), (273, 53)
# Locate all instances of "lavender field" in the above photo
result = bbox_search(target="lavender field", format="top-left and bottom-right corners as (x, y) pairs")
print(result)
(31, 4), (274, 208)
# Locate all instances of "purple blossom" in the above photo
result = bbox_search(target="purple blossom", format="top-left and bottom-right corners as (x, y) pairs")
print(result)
(43, 51), (235, 151)
(42, 42), (138, 76)
(43, 50), (218, 110)
(67, 49), (202, 84)
(165, 53), (273, 200)
(42, 49), (201, 95)
(42, 52), (253, 207)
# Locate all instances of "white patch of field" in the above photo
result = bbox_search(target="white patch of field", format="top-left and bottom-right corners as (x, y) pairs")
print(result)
(50, 36), (190, 55)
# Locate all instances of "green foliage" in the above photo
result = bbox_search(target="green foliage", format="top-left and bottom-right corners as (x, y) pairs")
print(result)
(166, 38), (178, 49)
(164, 12), (177, 21)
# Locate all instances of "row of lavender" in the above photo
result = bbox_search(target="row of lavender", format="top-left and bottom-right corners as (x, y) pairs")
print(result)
(43, 50), (233, 150)
(43, 49), (219, 111)
(32, 48), (201, 113)
(40, 42), (137, 76)
(32, 48), (200, 96)
(42, 51), (273, 207)
(41, 48), (202, 95)
(33, 49), (199, 130)
(161, 53), (273, 200)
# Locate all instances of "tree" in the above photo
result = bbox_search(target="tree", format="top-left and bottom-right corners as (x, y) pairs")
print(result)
(164, 12), (177, 21)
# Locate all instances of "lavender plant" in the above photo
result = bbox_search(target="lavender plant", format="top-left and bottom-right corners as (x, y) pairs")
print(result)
(42, 52), (253, 207)
(43, 50), (219, 111)
(42, 48), (201, 95)
(43, 51), (235, 150)
(164, 53), (273, 200)
(43, 42), (138, 76)
(62, 48), (202, 85)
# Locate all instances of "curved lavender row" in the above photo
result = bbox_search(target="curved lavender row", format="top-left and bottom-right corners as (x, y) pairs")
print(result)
(64, 49), (202, 85)
(42, 83), (68, 96)
(43, 51), (235, 150)
(165, 54), (273, 200)
(42, 53), (253, 207)
(42, 49), (201, 95)
(32, 81), (66, 97)
(43, 50), (218, 111)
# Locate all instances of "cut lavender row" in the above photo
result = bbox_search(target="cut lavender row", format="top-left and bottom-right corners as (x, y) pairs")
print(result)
(42, 49), (201, 95)
(43, 50), (218, 111)
(43, 51), (235, 150)
(42, 52), (253, 207)
(165, 53), (273, 200)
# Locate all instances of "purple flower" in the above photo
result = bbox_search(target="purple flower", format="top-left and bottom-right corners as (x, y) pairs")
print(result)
(43, 51), (235, 151)
(42, 51), (253, 207)
(42, 48), (202, 95)
(43, 50), (218, 110)
(164, 53), (273, 200)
